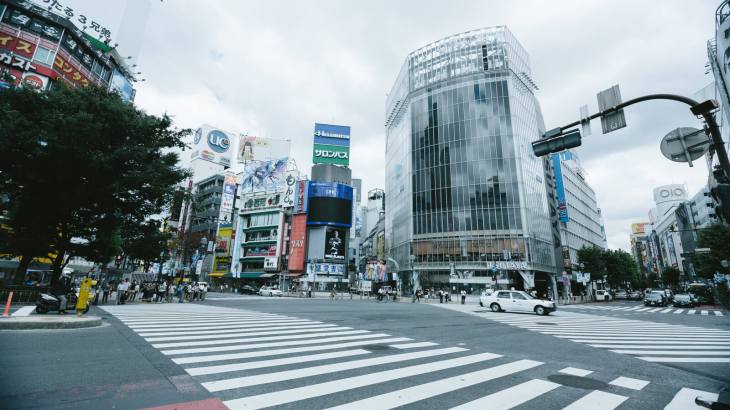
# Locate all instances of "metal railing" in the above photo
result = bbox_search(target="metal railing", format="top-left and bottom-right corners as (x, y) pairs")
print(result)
(0, 285), (47, 304)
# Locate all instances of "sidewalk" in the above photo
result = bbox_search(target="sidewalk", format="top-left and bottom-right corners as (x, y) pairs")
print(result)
(0, 313), (102, 329)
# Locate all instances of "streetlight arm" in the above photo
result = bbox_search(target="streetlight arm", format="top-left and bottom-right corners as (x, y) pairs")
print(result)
(551, 93), (730, 180)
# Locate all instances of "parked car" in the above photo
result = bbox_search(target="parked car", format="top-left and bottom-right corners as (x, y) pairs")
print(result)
(629, 290), (643, 300)
(479, 290), (556, 315)
(614, 290), (628, 300)
(595, 289), (612, 301)
(644, 291), (666, 307)
(673, 293), (695, 308)
(239, 285), (258, 295)
(258, 286), (282, 297)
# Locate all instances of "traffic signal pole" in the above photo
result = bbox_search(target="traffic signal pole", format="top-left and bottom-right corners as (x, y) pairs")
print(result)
(547, 94), (730, 181)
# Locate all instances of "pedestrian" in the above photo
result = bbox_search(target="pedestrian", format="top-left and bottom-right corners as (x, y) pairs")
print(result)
(116, 281), (125, 305)
(133, 281), (140, 302)
(460, 289), (466, 304)
(102, 282), (111, 304)
(177, 283), (185, 303)
(167, 282), (175, 303)
(438, 289), (444, 303)
(200, 283), (207, 301)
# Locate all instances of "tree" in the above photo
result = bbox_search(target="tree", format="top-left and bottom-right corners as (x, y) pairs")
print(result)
(577, 246), (605, 278)
(604, 249), (639, 288)
(121, 219), (168, 273)
(0, 84), (190, 285)
(692, 223), (730, 279)
(661, 266), (681, 288)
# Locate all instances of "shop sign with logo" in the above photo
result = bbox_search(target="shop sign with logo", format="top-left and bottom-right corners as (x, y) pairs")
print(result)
(207, 130), (230, 153)
(307, 263), (344, 276)
(264, 256), (279, 270)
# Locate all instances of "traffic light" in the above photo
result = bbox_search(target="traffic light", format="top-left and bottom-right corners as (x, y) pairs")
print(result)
(532, 129), (582, 157)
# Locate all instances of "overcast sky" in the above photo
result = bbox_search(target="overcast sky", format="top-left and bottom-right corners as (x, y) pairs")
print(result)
(61, 0), (719, 251)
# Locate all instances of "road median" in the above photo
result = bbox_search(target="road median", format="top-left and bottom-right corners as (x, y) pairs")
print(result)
(0, 314), (102, 330)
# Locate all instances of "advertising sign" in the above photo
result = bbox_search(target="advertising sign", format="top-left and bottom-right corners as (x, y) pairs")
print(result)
(240, 157), (290, 193)
(313, 123), (351, 166)
(216, 226), (232, 253)
(109, 69), (134, 102)
(282, 172), (297, 208)
(307, 263), (345, 276)
(192, 125), (234, 167)
(631, 223), (648, 235)
(324, 227), (346, 260)
(288, 214), (307, 271)
(238, 136), (291, 164)
(264, 256), (279, 271)
(552, 153), (569, 223)
(293, 180), (309, 214)
(213, 256), (231, 273)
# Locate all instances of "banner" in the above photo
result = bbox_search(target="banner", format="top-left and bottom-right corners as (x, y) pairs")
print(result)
(324, 227), (346, 260)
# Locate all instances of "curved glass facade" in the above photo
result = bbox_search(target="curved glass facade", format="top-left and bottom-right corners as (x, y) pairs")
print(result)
(385, 27), (556, 288)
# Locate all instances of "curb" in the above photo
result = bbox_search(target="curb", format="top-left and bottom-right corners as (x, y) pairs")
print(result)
(0, 315), (102, 330)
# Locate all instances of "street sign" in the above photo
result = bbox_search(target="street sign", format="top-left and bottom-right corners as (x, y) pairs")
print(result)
(597, 85), (627, 134)
(659, 127), (711, 167)
(579, 105), (592, 137)
(695, 248), (712, 253)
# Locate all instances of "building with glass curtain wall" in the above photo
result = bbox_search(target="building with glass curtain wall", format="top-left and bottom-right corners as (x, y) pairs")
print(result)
(385, 26), (557, 295)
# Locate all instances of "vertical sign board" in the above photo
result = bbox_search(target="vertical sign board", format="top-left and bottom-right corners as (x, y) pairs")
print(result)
(597, 85), (627, 134)
(551, 153), (569, 222)
(324, 227), (346, 260)
(293, 180), (309, 214)
(288, 214), (307, 271)
(313, 123), (351, 166)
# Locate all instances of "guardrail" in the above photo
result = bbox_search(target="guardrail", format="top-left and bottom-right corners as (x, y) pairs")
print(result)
(0, 286), (46, 304)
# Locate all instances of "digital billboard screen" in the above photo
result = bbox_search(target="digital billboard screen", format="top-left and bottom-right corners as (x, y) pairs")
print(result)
(307, 197), (352, 227)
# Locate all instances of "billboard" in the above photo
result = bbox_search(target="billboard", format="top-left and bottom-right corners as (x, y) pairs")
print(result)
(288, 214), (307, 271)
(192, 125), (234, 167)
(240, 157), (290, 193)
(293, 180), (309, 214)
(324, 227), (346, 260)
(631, 223), (648, 235)
(313, 123), (350, 166)
(307, 182), (353, 228)
(552, 153), (569, 223)
(109, 69), (134, 102)
(238, 136), (291, 164)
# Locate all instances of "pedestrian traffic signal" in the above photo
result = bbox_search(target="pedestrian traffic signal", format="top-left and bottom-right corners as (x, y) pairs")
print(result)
(532, 129), (582, 157)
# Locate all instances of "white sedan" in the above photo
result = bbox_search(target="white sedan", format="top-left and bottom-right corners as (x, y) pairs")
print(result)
(258, 286), (283, 297)
(480, 290), (556, 315)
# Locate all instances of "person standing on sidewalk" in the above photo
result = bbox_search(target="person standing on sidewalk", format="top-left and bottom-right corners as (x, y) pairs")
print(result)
(102, 282), (111, 304)
(460, 289), (466, 304)
(438, 289), (444, 303)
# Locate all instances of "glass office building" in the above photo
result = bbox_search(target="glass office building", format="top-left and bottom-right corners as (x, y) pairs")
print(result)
(385, 26), (557, 293)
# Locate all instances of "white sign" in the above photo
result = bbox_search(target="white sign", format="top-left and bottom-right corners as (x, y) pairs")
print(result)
(307, 263), (344, 276)
(195, 260), (203, 276)
(359, 280), (372, 292)
(488, 261), (530, 270)
(264, 256), (278, 271)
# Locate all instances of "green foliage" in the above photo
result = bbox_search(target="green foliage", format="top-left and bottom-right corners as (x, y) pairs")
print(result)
(577, 246), (640, 288)
(0, 84), (190, 283)
(691, 223), (730, 279)
(661, 266), (681, 287)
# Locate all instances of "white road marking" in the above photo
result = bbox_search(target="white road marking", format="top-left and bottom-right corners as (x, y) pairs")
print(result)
(716, 311), (725, 316)
(170, 337), (412, 364)
(609, 376), (649, 390)
(162, 332), (386, 355)
(153, 331), (382, 350)
(674, 309), (684, 314)
(665, 388), (719, 409)
(185, 348), (371, 376)
(563, 390), (628, 410)
(636, 308), (651, 312)
(660, 308), (674, 313)
(127, 318), (295, 328)
(328, 360), (544, 410)
(611, 350), (730, 355)
(640, 357), (730, 363)
(701, 310), (709, 316)
(590, 344), (730, 349)
(390, 342), (439, 349)
(449, 379), (560, 410)
(575, 340), (730, 345)
(221, 352), (501, 409)
(137, 323), (336, 337)
(559, 367), (593, 377)
(145, 326), (358, 342)
(647, 308), (662, 312)
(204, 347), (472, 392)
(688, 309), (697, 315)
(11, 306), (36, 316)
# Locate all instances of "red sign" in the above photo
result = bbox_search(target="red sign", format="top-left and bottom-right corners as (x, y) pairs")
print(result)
(0, 32), (37, 59)
(288, 214), (307, 271)
(53, 54), (92, 88)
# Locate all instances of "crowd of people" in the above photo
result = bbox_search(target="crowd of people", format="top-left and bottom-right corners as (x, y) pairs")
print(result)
(96, 279), (208, 305)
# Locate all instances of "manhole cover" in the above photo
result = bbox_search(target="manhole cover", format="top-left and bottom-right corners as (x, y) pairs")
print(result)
(362, 345), (392, 352)
(547, 375), (608, 390)
(535, 322), (558, 326)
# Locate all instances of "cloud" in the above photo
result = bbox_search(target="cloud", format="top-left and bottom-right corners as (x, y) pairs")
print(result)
(67, 0), (718, 250)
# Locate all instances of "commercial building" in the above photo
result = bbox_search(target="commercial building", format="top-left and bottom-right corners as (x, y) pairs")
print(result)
(0, 0), (135, 98)
(550, 150), (607, 294)
(384, 27), (557, 295)
(647, 185), (690, 275)
(630, 222), (657, 278)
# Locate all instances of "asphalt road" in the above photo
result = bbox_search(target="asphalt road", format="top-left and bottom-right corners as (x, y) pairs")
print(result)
(0, 293), (727, 409)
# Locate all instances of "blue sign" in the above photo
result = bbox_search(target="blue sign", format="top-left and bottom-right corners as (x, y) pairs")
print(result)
(314, 123), (351, 142)
(308, 182), (353, 200)
(109, 69), (134, 103)
(552, 153), (569, 223)
(207, 130), (231, 153)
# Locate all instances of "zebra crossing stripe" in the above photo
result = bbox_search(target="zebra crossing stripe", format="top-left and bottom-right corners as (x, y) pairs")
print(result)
(559, 367), (593, 376)
(137, 323), (337, 337)
(563, 390), (628, 410)
(716, 311), (725, 316)
(220, 352), (500, 409)
(153, 331), (383, 350)
(673, 309), (684, 314)
(626, 307), (642, 311)
(665, 387), (719, 409)
(636, 308), (651, 312)
(610, 350), (730, 356)
(688, 309), (697, 315)
(639, 357), (730, 363)
(701, 310), (709, 316)
(162, 332), (386, 355)
(608, 376), (649, 390)
(171, 337), (412, 364)
(145, 326), (358, 342)
(660, 308), (673, 313)
(185, 348), (372, 376)
(390, 342), (439, 349)
(204, 347), (473, 393)
(449, 379), (560, 410)
(127, 318), (299, 328)
(590, 344), (730, 349)
(326, 360), (544, 410)
(575, 340), (730, 345)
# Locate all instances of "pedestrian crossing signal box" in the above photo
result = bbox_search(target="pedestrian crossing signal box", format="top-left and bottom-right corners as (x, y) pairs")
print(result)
(532, 129), (582, 157)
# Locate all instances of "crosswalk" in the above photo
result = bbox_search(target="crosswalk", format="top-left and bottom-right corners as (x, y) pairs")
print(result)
(560, 304), (725, 316)
(101, 304), (720, 410)
(464, 309), (730, 364)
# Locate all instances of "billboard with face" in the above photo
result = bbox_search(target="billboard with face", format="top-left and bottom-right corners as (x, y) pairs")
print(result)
(325, 227), (346, 260)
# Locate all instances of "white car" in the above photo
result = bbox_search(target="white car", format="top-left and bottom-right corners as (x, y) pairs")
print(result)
(595, 289), (612, 301)
(258, 286), (282, 297)
(479, 290), (556, 315)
